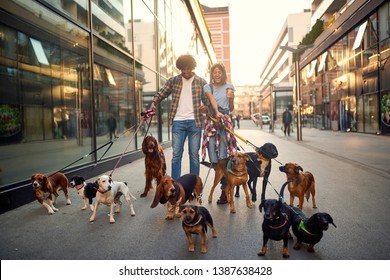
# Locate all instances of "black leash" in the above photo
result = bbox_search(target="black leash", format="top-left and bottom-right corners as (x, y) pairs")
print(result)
(48, 140), (114, 177)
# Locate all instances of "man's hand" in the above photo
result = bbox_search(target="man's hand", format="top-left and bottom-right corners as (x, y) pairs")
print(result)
(199, 105), (209, 114)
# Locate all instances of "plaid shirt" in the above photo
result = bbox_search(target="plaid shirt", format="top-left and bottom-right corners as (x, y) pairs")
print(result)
(201, 114), (238, 161)
(155, 74), (207, 127)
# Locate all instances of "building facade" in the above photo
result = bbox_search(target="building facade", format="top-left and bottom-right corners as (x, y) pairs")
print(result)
(201, 5), (232, 82)
(258, 9), (312, 125)
(300, 0), (390, 134)
(0, 0), (216, 213)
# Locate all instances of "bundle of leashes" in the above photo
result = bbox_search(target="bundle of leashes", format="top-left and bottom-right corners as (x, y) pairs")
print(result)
(47, 109), (155, 178)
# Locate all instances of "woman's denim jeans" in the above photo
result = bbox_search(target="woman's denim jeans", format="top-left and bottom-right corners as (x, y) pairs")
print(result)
(171, 120), (202, 179)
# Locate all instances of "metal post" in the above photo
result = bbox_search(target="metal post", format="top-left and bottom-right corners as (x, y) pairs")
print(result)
(270, 84), (274, 132)
(259, 95), (263, 129)
(295, 59), (302, 141)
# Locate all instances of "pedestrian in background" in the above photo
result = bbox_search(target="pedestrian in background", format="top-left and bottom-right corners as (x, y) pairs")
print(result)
(236, 114), (241, 129)
(107, 113), (117, 140)
(202, 62), (237, 204)
(150, 54), (208, 179)
(282, 107), (292, 136)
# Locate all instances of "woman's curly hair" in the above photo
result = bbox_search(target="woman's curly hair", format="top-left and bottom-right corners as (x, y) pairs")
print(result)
(176, 54), (197, 70)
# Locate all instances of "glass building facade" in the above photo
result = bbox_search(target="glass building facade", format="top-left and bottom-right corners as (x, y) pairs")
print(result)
(300, 0), (390, 134)
(0, 0), (216, 212)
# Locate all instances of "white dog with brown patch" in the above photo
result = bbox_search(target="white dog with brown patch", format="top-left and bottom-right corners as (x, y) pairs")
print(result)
(89, 175), (136, 224)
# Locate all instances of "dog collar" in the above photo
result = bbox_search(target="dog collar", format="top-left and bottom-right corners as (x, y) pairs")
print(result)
(93, 187), (109, 194)
(76, 182), (86, 191)
(184, 215), (202, 227)
(227, 169), (248, 177)
(298, 220), (319, 236)
(269, 213), (288, 229)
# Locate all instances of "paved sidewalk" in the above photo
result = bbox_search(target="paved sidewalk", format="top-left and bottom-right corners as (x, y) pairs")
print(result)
(0, 119), (389, 260)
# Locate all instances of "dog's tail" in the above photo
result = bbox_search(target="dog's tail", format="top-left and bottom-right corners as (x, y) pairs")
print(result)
(279, 181), (289, 202)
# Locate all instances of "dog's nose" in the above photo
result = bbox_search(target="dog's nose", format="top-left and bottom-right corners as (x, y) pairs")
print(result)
(108, 186), (112, 190)
(170, 187), (176, 194)
(33, 182), (38, 187)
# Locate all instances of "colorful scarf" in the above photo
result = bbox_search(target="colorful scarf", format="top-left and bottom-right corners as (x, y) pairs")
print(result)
(201, 114), (237, 161)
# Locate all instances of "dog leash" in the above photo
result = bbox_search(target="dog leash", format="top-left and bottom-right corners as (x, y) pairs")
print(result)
(109, 110), (155, 177)
(47, 140), (115, 178)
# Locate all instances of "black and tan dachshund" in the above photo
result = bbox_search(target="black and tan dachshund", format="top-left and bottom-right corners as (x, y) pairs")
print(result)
(258, 182), (291, 258)
(286, 206), (336, 252)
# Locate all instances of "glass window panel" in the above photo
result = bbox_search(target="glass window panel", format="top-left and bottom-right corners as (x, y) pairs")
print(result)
(42, 0), (88, 27)
(133, 0), (157, 70)
(352, 21), (367, 50)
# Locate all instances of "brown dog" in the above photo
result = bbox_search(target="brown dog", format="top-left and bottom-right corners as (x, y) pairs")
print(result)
(150, 174), (203, 220)
(207, 152), (252, 213)
(141, 135), (167, 197)
(181, 205), (217, 254)
(279, 162), (316, 209)
(31, 173), (71, 214)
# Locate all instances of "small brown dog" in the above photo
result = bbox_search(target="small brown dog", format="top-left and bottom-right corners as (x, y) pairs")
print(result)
(150, 174), (203, 219)
(279, 162), (316, 209)
(141, 135), (167, 197)
(181, 205), (217, 254)
(207, 152), (252, 213)
(31, 173), (71, 214)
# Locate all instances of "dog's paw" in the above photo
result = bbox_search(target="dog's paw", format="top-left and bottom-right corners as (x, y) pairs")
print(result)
(66, 199), (71, 205)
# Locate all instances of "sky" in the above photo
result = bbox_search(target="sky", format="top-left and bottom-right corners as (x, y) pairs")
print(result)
(199, 0), (313, 86)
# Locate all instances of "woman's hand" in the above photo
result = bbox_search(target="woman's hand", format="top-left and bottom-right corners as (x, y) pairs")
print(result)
(215, 111), (224, 118)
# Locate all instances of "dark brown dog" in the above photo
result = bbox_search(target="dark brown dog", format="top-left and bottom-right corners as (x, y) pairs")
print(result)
(181, 205), (217, 253)
(279, 162), (316, 209)
(150, 174), (203, 219)
(31, 173), (71, 214)
(141, 135), (166, 197)
(207, 152), (252, 213)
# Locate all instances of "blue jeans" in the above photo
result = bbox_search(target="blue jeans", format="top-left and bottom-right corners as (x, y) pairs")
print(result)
(171, 120), (202, 179)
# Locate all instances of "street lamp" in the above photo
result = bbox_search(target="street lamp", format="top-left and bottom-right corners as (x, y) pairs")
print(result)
(280, 44), (313, 141)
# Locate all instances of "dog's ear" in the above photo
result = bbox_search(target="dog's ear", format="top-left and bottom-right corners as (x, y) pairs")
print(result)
(295, 164), (303, 172)
(259, 201), (264, 213)
(150, 182), (163, 208)
(326, 214), (337, 228)
(81, 176), (85, 181)
(31, 174), (36, 181)
(141, 137), (148, 154)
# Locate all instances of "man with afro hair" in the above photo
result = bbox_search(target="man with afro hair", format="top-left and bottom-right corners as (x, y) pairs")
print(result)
(150, 54), (208, 179)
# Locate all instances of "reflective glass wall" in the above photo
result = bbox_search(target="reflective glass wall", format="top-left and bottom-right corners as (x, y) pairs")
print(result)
(0, 0), (214, 192)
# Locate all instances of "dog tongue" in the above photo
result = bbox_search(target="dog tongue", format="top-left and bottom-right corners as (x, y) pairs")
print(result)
(148, 148), (154, 153)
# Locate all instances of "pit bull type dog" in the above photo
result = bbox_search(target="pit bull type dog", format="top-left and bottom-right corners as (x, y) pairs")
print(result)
(31, 173), (71, 214)
(181, 205), (217, 254)
(89, 175), (136, 224)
